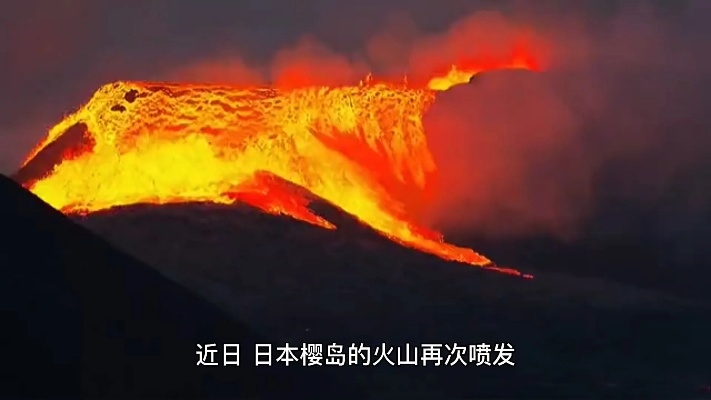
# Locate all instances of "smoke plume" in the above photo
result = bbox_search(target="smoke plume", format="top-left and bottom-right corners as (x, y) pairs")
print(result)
(164, 1), (711, 244)
(2, 0), (710, 252)
(422, 1), (711, 244)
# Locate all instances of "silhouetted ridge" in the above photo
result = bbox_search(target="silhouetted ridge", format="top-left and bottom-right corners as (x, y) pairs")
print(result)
(80, 199), (711, 399)
(0, 174), (353, 399)
(12, 123), (94, 187)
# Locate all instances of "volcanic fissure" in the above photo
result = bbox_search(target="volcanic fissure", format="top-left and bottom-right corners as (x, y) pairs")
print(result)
(18, 53), (538, 279)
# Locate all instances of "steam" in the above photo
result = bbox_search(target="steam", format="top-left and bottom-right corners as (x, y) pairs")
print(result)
(421, 2), (711, 241)
(2, 0), (710, 247)
(165, 2), (711, 242)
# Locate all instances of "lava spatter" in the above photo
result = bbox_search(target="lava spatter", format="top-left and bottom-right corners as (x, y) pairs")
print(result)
(20, 53), (538, 279)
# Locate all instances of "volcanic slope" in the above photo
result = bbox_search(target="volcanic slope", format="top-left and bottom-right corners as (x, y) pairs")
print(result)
(76, 174), (711, 399)
(14, 79), (526, 275)
(0, 174), (359, 399)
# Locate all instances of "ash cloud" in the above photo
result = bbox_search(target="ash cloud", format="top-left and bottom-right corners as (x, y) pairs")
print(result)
(421, 1), (711, 246)
(164, 0), (711, 247)
(1, 0), (709, 259)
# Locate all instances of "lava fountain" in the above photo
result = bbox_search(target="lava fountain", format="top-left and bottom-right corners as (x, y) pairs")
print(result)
(17, 49), (539, 279)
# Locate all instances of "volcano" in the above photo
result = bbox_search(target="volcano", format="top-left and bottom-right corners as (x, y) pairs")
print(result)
(8, 54), (711, 398)
(14, 54), (541, 279)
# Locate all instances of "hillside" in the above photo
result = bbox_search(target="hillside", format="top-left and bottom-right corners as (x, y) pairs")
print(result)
(0, 174), (353, 399)
(77, 193), (711, 399)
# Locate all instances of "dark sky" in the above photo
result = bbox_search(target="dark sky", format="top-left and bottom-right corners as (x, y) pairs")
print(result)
(0, 0), (704, 172)
(1, 0), (709, 250)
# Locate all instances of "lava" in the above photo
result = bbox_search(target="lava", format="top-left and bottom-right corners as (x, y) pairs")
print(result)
(19, 52), (538, 279)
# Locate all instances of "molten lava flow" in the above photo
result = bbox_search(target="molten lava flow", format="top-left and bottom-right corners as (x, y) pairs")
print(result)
(20, 54), (538, 279)
(426, 42), (541, 91)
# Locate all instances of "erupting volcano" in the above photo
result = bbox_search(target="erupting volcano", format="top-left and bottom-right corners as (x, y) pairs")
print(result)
(17, 50), (538, 279)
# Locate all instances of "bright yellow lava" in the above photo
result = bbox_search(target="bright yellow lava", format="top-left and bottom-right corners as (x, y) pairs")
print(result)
(21, 49), (539, 279)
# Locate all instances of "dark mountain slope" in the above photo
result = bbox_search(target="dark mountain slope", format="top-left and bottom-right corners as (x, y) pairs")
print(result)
(79, 196), (711, 399)
(0, 174), (354, 399)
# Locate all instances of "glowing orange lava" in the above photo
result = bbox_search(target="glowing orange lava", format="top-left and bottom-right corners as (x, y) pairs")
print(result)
(20, 51), (538, 279)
